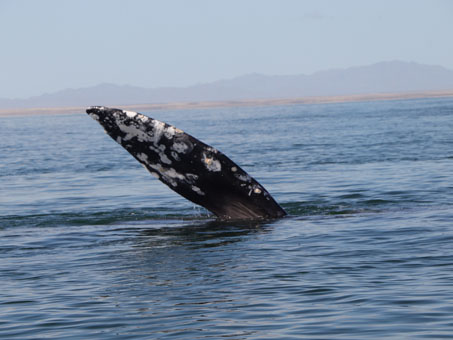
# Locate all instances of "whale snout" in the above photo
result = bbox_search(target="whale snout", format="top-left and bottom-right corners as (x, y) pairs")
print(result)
(86, 106), (107, 119)
(86, 106), (121, 124)
(86, 106), (105, 114)
(86, 106), (126, 137)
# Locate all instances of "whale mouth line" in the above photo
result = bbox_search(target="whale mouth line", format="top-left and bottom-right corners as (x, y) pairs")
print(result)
(86, 106), (287, 220)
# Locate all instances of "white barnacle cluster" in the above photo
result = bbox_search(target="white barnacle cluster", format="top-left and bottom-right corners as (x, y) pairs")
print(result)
(171, 141), (189, 154)
(161, 166), (185, 182)
(110, 110), (158, 144)
(191, 185), (205, 196)
(137, 152), (149, 163)
(87, 106), (106, 121)
(234, 173), (251, 182)
(146, 162), (200, 192)
(125, 110), (137, 118)
(138, 114), (149, 123)
(147, 164), (183, 187)
(151, 120), (165, 143)
(202, 152), (221, 172)
(164, 126), (177, 139)
(253, 187), (262, 194)
(90, 113), (100, 121)
(136, 148), (201, 193)
(233, 169), (262, 196)
(245, 184), (263, 196)
(171, 151), (180, 161)
(110, 110), (205, 196)
(125, 110), (149, 124)
(111, 110), (171, 167)
(149, 144), (172, 165)
(185, 173), (198, 182)
(115, 117), (152, 142)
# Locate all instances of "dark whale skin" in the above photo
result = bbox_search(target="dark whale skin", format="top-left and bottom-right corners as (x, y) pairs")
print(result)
(86, 106), (287, 220)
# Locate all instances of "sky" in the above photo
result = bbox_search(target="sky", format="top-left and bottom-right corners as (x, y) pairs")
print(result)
(1, 0), (452, 99)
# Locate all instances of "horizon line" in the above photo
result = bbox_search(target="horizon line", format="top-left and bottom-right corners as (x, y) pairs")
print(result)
(1, 89), (453, 118)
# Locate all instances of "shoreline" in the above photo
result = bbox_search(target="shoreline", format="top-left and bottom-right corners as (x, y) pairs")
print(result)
(1, 90), (453, 117)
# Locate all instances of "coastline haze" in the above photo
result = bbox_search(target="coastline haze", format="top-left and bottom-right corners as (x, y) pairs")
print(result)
(1, 60), (453, 110)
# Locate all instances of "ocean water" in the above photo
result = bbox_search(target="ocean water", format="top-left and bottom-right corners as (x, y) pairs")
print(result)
(1, 97), (453, 339)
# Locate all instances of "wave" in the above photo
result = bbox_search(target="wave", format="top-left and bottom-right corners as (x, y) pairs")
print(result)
(0, 207), (210, 229)
(0, 194), (430, 231)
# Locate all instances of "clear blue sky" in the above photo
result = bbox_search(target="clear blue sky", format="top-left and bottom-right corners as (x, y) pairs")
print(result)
(1, 0), (452, 98)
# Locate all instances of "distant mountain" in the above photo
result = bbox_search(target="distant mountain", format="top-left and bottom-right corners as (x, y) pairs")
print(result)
(2, 61), (453, 109)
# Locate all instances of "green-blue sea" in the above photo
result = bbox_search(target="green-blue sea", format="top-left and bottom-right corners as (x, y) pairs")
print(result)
(1, 97), (453, 339)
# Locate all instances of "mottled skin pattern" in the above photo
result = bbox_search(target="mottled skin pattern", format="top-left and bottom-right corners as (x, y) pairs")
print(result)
(86, 106), (287, 220)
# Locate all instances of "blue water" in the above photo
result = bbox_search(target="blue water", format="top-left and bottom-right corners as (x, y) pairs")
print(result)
(1, 98), (453, 339)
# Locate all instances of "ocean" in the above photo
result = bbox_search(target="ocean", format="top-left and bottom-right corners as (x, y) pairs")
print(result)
(1, 97), (453, 339)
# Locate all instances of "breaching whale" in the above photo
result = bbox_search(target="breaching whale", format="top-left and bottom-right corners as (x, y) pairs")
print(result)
(86, 106), (286, 220)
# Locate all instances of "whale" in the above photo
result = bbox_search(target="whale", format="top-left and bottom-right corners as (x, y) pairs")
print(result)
(86, 106), (287, 220)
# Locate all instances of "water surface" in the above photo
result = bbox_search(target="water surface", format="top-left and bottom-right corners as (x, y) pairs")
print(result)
(1, 98), (453, 339)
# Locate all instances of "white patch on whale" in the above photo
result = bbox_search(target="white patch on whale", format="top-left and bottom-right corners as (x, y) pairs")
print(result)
(171, 151), (180, 161)
(185, 173), (198, 182)
(192, 186), (205, 196)
(137, 153), (149, 163)
(125, 110), (137, 118)
(171, 142), (189, 154)
(151, 120), (165, 144)
(149, 164), (186, 187)
(116, 112), (174, 165)
(202, 153), (221, 172)
(137, 114), (149, 123)
(113, 113), (169, 148)
(235, 173), (251, 182)
(164, 126), (177, 139)
(116, 121), (151, 142)
(149, 145), (172, 165)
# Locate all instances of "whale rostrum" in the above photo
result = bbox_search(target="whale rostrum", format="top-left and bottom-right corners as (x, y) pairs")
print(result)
(86, 106), (286, 220)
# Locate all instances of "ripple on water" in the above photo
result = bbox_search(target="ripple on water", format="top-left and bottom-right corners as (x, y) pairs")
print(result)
(1, 99), (453, 338)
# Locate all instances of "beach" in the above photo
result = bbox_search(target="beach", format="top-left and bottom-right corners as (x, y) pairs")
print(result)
(1, 89), (453, 117)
